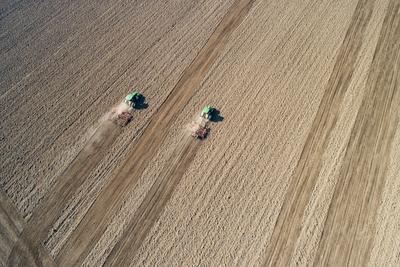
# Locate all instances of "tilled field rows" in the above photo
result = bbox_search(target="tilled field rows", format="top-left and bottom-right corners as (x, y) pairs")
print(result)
(1, 0), (400, 266)
(1, 0), (234, 224)
(132, 0), (357, 264)
(1, 0), (236, 264)
(126, 0), (400, 266)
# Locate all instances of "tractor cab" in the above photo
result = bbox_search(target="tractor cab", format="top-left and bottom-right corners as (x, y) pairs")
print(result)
(125, 92), (146, 108)
(201, 105), (215, 120)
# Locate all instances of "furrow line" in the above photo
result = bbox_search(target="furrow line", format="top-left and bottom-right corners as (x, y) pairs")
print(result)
(314, 0), (400, 264)
(104, 137), (198, 266)
(7, 121), (121, 266)
(54, 0), (255, 265)
(263, 0), (376, 265)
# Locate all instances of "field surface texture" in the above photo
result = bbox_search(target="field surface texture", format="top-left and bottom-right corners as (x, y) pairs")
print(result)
(1, 0), (400, 266)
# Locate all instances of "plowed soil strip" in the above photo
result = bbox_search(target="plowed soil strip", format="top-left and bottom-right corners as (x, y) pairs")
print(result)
(104, 136), (199, 266)
(263, 0), (375, 265)
(9, 120), (121, 264)
(314, 0), (400, 265)
(1, 190), (54, 267)
(56, 0), (255, 265)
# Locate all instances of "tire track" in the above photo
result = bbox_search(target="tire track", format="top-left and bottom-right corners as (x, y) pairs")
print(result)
(103, 136), (199, 266)
(55, 0), (255, 265)
(263, 0), (375, 265)
(314, 0), (400, 265)
(1, 190), (54, 267)
(7, 120), (121, 266)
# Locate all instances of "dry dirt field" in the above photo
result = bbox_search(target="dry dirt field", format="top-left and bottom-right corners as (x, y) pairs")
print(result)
(1, 0), (400, 266)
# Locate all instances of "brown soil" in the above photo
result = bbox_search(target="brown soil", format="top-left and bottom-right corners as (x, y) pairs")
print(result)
(1, 0), (400, 266)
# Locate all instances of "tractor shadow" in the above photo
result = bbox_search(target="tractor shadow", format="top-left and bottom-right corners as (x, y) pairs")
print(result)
(210, 109), (224, 123)
(134, 97), (149, 110)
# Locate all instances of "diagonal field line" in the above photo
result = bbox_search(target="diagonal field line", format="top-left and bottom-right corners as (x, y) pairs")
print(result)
(6, 120), (121, 266)
(314, 0), (400, 265)
(1, 190), (55, 266)
(103, 136), (199, 266)
(54, 0), (256, 265)
(262, 0), (377, 265)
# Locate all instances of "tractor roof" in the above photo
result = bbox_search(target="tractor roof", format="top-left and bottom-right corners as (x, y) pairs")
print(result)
(125, 92), (139, 101)
(202, 105), (213, 113)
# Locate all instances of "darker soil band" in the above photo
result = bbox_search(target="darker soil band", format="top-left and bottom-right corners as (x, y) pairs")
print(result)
(263, 0), (377, 265)
(55, 0), (256, 265)
(314, 0), (400, 265)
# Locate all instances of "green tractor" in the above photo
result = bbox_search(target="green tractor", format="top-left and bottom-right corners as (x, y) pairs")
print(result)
(124, 92), (146, 108)
(201, 105), (215, 120)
